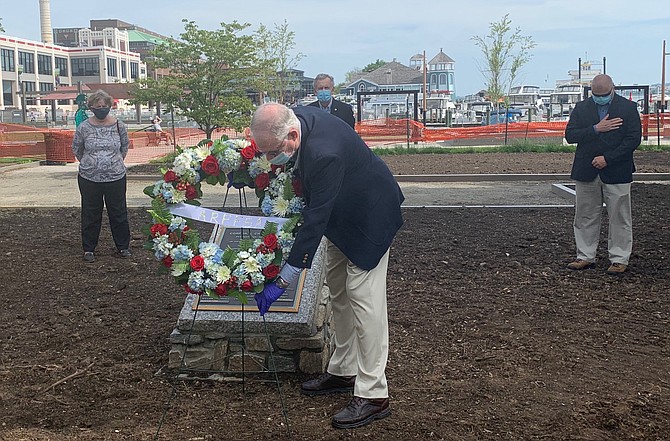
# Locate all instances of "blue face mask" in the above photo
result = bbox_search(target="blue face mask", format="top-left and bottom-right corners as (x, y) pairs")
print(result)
(592, 91), (613, 106)
(317, 89), (332, 103)
(269, 152), (291, 165)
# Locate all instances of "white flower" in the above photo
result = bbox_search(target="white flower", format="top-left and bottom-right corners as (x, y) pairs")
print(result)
(215, 265), (232, 284)
(271, 197), (290, 217)
(241, 256), (261, 274)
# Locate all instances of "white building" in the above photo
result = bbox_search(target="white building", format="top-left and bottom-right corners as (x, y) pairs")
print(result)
(0, 31), (146, 111)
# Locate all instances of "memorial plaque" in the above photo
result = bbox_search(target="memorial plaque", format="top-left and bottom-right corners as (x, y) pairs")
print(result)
(193, 227), (305, 312)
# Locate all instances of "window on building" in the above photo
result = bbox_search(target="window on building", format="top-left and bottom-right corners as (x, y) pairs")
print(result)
(1, 49), (15, 72)
(18, 52), (35, 74)
(38, 54), (53, 75)
(71, 57), (100, 76)
(39, 82), (54, 104)
(121, 60), (127, 79)
(130, 62), (138, 79)
(24, 81), (36, 105)
(2, 80), (13, 105)
(106, 57), (117, 77)
(55, 57), (68, 77)
(439, 73), (447, 89)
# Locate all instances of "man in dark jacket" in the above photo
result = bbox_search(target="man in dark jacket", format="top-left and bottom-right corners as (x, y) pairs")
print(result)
(251, 103), (404, 429)
(308, 73), (356, 128)
(564, 74), (641, 275)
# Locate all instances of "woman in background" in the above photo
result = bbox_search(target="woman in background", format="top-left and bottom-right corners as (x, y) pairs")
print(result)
(72, 90), (131, 263)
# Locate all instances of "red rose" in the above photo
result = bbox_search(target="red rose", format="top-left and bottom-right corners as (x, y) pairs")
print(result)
(214, 283), (228, 296)
(270, 164), (283, 174)
(250, 139), (258, 152)
(190, 255), (205, 271)
(201, 155), (220, 176)
(263, 233), (278, 251)
(185, 185), (198, 200)
(150, 223), (168, 237)
(262, 264), (280, 279)
(164, 170), (178, 183)
(255, 173), (270, 189)
(241, 145), (256, 160)
(162, 255), (174, 268)
(206, 141), (213, 147)
(240, 279), (254, 292)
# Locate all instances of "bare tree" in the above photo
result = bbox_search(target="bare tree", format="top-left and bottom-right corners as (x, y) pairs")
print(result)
(254, 20), (304, 104)
(471, 14), (536, 105)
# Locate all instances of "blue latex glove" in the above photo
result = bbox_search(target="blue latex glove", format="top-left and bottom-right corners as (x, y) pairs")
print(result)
(254, 282), (286, 316)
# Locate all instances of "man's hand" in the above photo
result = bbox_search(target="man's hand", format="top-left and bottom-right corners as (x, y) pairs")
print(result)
(594, 114), (623, 133)
(592, 155), (608, 169)
(254, 282), (286, 316)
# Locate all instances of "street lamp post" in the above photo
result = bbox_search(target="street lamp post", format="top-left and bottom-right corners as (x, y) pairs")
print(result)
(661, 40), (668, 113)
(18, 64), (27, 124)
(51, 67), (60, 126)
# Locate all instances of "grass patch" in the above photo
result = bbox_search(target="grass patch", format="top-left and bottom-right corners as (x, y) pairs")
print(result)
(373, 141), (575, 156)
(0, 157), (41, 164)
(373, 140), (670, 155)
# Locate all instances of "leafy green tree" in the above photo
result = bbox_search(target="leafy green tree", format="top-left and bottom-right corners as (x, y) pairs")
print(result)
(130, 20), (260, 139)
(363, 59), (387, 72)
(254, 20), (304, 104)
(471, 14), (535, 105)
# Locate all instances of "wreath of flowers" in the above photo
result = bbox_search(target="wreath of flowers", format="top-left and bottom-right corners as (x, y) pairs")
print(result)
(142, 137), (304, 303)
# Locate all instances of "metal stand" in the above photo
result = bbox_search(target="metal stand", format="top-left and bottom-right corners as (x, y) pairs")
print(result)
(155, 184), (292, 439)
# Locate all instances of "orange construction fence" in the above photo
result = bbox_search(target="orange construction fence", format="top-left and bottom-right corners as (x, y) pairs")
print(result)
(1, 114), (668, 162)
(355, 114), (670, 145)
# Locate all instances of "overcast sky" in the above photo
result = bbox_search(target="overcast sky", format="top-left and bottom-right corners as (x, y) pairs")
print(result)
(2, 0), (668, 96)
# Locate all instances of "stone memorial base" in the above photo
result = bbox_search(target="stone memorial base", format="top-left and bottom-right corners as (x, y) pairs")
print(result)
(168, 239), (333, 375)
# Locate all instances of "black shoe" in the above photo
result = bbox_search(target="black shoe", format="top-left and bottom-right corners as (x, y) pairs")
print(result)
(301, 373), (355, 396)
(332, 396), (391, 429)
(116, 249), (132, 258)
(83, 252), (95, 263)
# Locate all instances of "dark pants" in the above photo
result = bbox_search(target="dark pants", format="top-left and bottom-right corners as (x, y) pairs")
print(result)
(78, 175), (130, 253)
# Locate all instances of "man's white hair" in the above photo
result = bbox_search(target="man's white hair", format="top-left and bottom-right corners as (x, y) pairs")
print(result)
(250, 103), (300, 142)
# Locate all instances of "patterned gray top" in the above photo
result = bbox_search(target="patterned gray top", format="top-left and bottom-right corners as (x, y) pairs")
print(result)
(72, 119), (129, 182)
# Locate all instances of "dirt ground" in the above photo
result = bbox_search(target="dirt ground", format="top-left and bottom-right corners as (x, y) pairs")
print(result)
(1, 152), (669, 441)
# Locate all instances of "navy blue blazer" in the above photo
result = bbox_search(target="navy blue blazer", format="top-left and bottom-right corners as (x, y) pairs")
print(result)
(565, 94), (641, 184)
(308, 98), (356, 129)
(287, 107), (404, 271)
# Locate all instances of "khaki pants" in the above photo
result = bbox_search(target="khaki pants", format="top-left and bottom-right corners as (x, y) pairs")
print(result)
(325, 239), (390, 399)
(573, 175), (633, 265)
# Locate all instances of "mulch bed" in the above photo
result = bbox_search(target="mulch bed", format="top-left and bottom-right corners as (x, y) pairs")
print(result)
(1, 152), (669, 440)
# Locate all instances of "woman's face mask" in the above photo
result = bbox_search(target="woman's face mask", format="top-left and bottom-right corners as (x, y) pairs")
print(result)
(91, 107), (111, 120)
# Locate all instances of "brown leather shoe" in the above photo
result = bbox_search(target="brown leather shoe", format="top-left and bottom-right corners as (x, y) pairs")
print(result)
(301, 373), (355, 396)
(332, 396), (391, 429)
(567, 259), (595, 270)
(606, 263), (627, 275)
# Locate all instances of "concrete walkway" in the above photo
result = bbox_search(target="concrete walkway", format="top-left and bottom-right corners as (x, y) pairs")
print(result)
(0, 162), (578, 208)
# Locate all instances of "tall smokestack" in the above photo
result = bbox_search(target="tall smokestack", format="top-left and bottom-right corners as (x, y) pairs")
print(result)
(39, 0), (53, 44)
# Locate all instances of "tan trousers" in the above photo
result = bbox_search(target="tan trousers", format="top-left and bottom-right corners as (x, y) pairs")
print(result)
(573, 175), (633, 265)
(325, 239), (390, 399)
